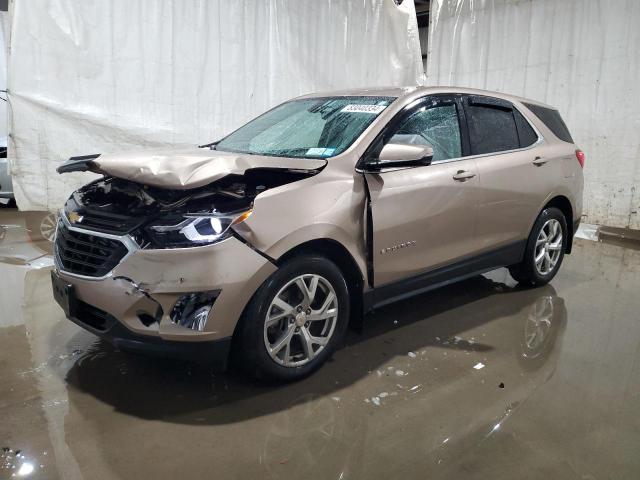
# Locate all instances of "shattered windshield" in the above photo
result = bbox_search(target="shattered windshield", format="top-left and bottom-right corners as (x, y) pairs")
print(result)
(215, 96), (395, 159)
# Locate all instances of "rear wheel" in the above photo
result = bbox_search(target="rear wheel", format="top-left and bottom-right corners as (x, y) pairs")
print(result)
(236, 255), (349, 382)
(509, 207), (567, 286)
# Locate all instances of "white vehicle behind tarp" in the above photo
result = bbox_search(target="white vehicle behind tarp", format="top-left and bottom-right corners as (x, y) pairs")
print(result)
(6, 0), (424, 211)
(0, 9), (9, 203)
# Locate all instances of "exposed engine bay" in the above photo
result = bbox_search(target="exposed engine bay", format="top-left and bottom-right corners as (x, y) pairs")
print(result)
(75, 168), (313, 216)
(62, 167), (317, 247)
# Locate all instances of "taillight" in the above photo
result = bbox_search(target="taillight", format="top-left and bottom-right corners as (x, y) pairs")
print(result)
(575, 149), (585, 168)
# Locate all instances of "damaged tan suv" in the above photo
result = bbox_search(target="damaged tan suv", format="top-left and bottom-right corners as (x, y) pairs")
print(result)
(52, 87), (584, 381)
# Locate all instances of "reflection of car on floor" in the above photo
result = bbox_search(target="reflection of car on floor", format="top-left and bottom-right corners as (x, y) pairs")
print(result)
(59, 278), (567, 479)
(25, 211), (58, 244)
(23, 211), (57, 256)
(51, 86), (584, 381)
(518, 293), (559, 370)
(0, 211), (57, 258)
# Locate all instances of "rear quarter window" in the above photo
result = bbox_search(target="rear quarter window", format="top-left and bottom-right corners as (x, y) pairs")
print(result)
(523, 103), (574, 143)
(513, 109), (538, 147)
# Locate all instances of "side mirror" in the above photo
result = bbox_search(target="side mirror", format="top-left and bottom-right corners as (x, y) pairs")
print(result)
(369, 142), (434, 170)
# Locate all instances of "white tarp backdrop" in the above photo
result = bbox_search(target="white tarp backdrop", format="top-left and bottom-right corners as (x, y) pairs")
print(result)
(427, 0), (640, 229)
(7, 0), (424, 211)
(0, 12), (7, 142)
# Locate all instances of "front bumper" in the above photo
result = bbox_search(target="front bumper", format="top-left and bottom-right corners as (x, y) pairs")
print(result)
(56, 278), (232, 366)
(53, 227), (277, 362)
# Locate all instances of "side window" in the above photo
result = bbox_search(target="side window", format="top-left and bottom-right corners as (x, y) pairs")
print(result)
(466, 103), (519, 155)
(514, 109), (538, 147)
(389, 103), (462, 162)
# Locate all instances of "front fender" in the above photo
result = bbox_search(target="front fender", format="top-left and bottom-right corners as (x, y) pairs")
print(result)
(233, 172), (368, 279)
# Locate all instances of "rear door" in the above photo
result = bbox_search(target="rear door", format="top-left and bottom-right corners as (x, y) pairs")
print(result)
(462, 96), (552, 251)
(363, 95), (481, 286)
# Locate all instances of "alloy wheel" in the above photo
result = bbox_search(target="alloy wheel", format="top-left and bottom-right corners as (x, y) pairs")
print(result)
(534, 219), (563, 275)
(40, 212), (58, 242)
(263, 274), (338, 367)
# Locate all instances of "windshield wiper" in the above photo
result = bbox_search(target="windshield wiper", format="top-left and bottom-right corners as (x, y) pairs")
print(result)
(198, 141), (219, 150)
(263, 148), (314, 157)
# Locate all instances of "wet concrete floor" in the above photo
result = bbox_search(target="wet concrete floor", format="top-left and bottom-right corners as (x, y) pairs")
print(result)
(1, 209), (639, 479)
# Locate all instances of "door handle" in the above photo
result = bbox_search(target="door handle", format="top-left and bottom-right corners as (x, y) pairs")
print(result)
(452, 170), (476, 181)
(532, 156), (548, 166)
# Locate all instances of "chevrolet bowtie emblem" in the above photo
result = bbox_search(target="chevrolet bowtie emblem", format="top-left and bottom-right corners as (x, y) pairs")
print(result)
(68, 212), (84, 224)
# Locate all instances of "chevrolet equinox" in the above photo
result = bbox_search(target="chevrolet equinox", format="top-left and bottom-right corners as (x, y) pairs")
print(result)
(52, 87), (584, 381)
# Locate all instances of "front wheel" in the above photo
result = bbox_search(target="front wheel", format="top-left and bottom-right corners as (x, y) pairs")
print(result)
(509, 207), (567, 286)
(235, 255), (349, 382)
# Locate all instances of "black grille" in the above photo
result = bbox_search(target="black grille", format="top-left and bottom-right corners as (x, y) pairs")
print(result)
(74, 300), (116, 331)
(71, 209), (143, 234)
(55, 220), (129, 277)
(64, 193), (147, 235)
(66, 194), (146, 234)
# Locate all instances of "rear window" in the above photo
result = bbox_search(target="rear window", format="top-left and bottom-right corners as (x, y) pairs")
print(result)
(523, 103), (574, 143)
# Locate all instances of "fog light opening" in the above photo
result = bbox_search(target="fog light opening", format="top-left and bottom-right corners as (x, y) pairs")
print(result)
(170, 291), (219, 332)
(137, 312), (158, 327)
(136, 304), (163, 327)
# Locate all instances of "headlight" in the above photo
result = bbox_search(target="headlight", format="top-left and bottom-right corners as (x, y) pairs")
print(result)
(146, 209), (252, 248)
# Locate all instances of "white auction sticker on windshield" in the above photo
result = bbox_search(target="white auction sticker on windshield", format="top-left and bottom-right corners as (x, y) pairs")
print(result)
(306, 147), (327, 156)
(306, 147), (336, 157)
(341, 104), (387, 114)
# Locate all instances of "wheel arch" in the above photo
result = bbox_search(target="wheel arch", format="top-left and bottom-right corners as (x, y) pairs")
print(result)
(542, 195), (574, 253)
(276, 238), (366, 331)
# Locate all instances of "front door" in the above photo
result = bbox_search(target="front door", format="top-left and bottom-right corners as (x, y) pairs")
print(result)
(363, 96), (480, 286)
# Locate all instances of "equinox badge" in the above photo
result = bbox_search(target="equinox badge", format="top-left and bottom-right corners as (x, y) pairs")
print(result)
(380, 240), (416, 255)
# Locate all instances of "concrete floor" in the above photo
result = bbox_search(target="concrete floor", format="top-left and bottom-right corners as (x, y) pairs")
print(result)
(1, 209), (639, 480)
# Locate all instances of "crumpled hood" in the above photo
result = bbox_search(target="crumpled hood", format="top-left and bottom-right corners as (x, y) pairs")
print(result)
(59, 148), (327, 189)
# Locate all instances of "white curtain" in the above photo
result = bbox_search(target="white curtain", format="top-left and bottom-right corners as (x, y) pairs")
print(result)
(427, 0), (640, 229)
(7, 0), (424, 210)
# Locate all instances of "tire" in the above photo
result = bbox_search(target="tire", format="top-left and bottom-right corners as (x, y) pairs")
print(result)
(235, 255), (350, 382)
(509, 207), (567, 286)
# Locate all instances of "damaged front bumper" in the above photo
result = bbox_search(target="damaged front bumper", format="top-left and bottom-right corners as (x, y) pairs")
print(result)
(52, 215), (277, 366)
(52, 270), (233, 365)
